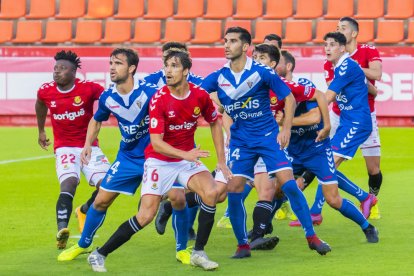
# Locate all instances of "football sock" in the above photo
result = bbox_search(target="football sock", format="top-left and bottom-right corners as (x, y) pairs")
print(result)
(336, 171), (369, 201)
(227, 192), (248, 245)
(309, 184), (325, 215)
(338, 198), (369, 230)
(78, 205), (106, 248)
(80, 189), (98, 214)
(301, 170), (316, 190)
(186, 192), (202, 207)
(251, 200), (272, 241)
(56, 192), (73, 230)
(269, 197), (284, 224)
(187, 206), (198, 232)
(282, 180), (315, 237)
(194, 202), (216, 251)
(368, 171), (382, 196)
(224, 183), (252, 217)
(172, 207), (189, 251)
(98, 216), (142, 257)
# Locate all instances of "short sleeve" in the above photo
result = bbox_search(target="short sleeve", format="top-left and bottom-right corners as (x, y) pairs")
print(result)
(93, 94), (111, 122)
(201, 71), (219, 93)
(288, 81), (316, 102)
(200, 89), (218, 123)
(366, 45), (382, 63)
(262, 67), (291, 100)
(148, 92), (166, 135)
(91, 82), (105, 101)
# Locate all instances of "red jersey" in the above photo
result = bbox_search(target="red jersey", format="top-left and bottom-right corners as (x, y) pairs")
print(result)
(145, 83), (218, 162)
(37, 78), (104, 150)
(269, 77), (316, 116)
(324, 44), (381, 115)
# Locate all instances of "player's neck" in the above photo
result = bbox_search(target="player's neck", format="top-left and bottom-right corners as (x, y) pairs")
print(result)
(346, 40), (357, 54)
(230, 55), (247, 73)
(116, 77), (134, 95)
(168, 81), (190, 98)
(284, 72), (293, 82)
(57, 80), (75, 91)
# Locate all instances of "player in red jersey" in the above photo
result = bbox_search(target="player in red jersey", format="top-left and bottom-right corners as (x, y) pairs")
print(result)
(35, 51), (110, 249)
(84, 50), (230, 271)
(324, 17), (383, 219)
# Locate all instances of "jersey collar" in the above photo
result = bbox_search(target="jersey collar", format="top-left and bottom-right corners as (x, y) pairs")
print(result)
(111, 77), (139, 94)
(223, 56), (253, 71)
(334, 53), (350, 69)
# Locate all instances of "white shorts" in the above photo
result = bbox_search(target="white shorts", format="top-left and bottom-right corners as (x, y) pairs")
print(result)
(329, 110), (381, 157)
(55, 147), (110, 186)
(214, 157), (267, 184)
(141, 158), (209, 197)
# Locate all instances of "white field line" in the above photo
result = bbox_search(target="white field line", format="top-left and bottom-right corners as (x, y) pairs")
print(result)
(0, 155), (54, 165)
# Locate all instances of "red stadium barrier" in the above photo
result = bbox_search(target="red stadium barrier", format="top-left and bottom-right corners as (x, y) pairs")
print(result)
(1, 47), (413, 126)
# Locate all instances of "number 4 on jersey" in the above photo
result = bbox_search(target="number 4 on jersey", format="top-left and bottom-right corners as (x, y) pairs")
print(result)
(110, 161), (120, 174)
(231, 148), (241, 160)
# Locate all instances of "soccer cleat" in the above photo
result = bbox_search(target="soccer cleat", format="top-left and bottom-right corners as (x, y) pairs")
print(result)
(176, 247), (192, 265)
(216, 216), (232, 229)
(190, 250), (218, 271)
(56, 228), (70, 249)
(360, 194), (378, 219)
(289, 214), (323, 227)
(188, 228), (197, 241)
(232, 244), (251, 259)
(75, 206), (86, 234)
(88, 249), (107, 272)
(247, 223), (273, 239)
(58, 243), (93, 261)
(307, 236), (331, 256)
(250, 236), (280, 250)
(275, 202), (289, 220)
(369, 203), (381, 220)
(363, 224), (379, 243)
(155, 200), (171, 235)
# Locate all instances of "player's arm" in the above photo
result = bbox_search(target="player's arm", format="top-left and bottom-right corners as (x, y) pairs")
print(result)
(278, 93), (295, 149)
(35, 98), (51, 150)
(81, 118), (102, 164)
(309, 90), (330, 141)
(363, 60), (382, 81)
(210, 92), (224, 114)
(367, 81), (378, 97)
(292, 107), (321, 126)
(210, 119), (232, 180)
(222, 112), (232, 146)
(150, 133), (210, 162)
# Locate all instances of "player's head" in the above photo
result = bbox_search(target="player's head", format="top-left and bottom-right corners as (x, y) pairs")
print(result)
(263, 34), (282, 49)
(53, 50), (81, 86)
(253, 44), (280, 69)
(163, 50), (192, 87)
(224, 27), (251, 61)
(109, 48), (139, 83)
(276, 50), (295, 78)
(337, 17), (359, 43)
(161, 42), (189, 61)
(324, 32), (347, 63)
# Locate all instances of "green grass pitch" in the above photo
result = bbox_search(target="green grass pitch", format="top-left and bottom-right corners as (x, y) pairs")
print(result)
(1, 127), (413, 275)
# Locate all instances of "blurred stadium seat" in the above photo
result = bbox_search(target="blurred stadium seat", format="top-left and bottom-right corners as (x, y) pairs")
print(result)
(283, 20), (313, 43)
(204, 0), (233, 19)
(233, 0), (263, 19)
(114, 0), (144, 19)
(0, 21), (13, 43)
(191, 20), (222, 44)
(357, 20), (375, 43)
(101, 20), (131, 44)
(56, 0), (85, 19)
(85, 0), (114, 19)
(144, 0), (174, 19)
(294, 0), (323, 19)
(42, 20), (73, 44)
(263, 0), (293, 19)
(355, 0), (384, 19)
(162, 20), (192, 43)
(404, 21), (414, 43)
(384, 0), (414, 19)
(26, 0), (56, 19)
(174, 0), (204, 19)
(13, 20), (42, 43)
(0, 0), (26, 19)
(225, 20), (251, 33)
(313, 20), (338, 43)
(72, 20), (102, 43)
(374, 20), (404, 44)
(325, 0), (354, 19)
(131, 20), (161, 43)
(253, 20), (282, 43)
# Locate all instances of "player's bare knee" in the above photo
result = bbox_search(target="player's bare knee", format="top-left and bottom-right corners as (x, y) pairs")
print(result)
(216, 182), (227, 203)
(137, 210), (156, 227)
(170, 196), (186, 210)
(325, 194), (342, 209)
(60, 176), (79, 195)
(200, 186), (219, 206)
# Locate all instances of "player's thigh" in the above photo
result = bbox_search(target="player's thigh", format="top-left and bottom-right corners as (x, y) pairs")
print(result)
(55, 147), (82, 185)
(301, 147), (338, 185)
(167, 188), (186, 210)
(93, 189), (120, 210)
(141, 158), (180, 197)
(180, 163), (216, 202)
(137, 194), (161, 226)
(82, 147), (110, 187)
(360, 112), (381, 159)
(254, 172), (275, 201)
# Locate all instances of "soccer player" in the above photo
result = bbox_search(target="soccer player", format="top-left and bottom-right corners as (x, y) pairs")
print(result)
(35, 50), (110, 249)
(331, 17), (383, 219)
(324, 31), (379, 222)
(202, 27), (331, 258)
(85, 50), (230, 272)
(57, 48), (158, 263)
(263, 33), (282, 49)
(274, 48), (379, 243)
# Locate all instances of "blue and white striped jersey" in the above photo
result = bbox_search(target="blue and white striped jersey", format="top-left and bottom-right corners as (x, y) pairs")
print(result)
(144, 69), (203, 88)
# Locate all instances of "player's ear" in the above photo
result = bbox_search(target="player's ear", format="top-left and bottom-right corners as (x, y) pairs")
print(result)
(129, 65), (137, 75)
(183, 68), (189, 77)
(286, 62), (293, 72)
(270, 60), (277, 69)
(352, 30), (358, 39)
(242, 43), (250, 52)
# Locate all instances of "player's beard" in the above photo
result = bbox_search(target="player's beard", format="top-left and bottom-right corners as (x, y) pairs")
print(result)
(111, 72), (129, 84)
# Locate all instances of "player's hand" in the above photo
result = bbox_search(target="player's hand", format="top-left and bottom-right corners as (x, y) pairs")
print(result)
(81, 146), (92, 165)
(216, 162), (233, 181)
(184, 146), (210, 162)
(296, 177), (305, 190)
(315, 125), (331, 142)
(277, 128), (291, 149)
(275, 111), (284, 126)
(38, 131), (51, 150)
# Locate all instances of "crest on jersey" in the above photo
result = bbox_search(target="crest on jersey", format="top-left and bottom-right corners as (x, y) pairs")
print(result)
(150, 118), (158, 128)
(136, 101), (142, 109)
(270, 97), (277, 105)
(73, 96), (84, 107)
(247, 81), (253, 88)
(151, 183), (158, 190)
(193, 107), (201, 118)
(51, 101), (56, 107)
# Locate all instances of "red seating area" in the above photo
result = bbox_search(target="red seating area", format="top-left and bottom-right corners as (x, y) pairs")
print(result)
(0, 0), (413, 45)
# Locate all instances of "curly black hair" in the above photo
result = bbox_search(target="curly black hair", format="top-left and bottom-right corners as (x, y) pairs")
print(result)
(54, 50), (82, 69)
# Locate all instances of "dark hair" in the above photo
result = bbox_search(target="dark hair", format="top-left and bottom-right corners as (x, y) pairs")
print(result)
(264, 33), (282, 49)
(225, 27), (252, 45)
(324, 32), (347, 46)
(162, 42), (188, 53)
(280, 50), (296, 72)
(163, 50), (192, 70)
(110, 48), (139, 75)
(54, 50), (81, 69)
(339, 17), (359, 32)
(254, 44), (280, 65)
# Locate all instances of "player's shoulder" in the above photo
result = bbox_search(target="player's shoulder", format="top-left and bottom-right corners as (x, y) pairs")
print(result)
(297, 77), (316, 88)
(252, 60), (276, 75)
(75, 78), (103, 89)
(358, 43), (379, 52)
(190, 82), (210, 97)
(280, 76), (298, 88)
(38, 81), (57, 93)
(144, 69), (163, 81)
(324, 59), (334, 69)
